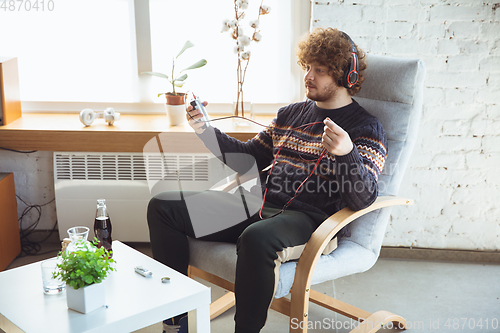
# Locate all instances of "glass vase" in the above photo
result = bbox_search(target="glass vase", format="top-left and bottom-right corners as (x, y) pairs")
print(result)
(232, 100), (253, 127)
(66, 226), (90, 253)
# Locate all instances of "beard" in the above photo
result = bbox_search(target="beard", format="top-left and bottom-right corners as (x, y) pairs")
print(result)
(305, 81), (336, 102)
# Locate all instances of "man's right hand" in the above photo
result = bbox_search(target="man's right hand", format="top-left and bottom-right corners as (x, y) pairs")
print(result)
(186, 101), (209, 134)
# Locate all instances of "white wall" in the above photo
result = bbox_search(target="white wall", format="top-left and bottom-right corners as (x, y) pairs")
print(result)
(311, 0), (499, 250)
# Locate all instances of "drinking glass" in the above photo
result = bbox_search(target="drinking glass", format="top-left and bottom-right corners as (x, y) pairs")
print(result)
(66, 226), (90, 253)
(41, 258), (65, 295)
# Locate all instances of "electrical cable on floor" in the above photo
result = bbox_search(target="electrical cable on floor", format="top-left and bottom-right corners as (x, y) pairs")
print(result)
(16, 195), (59, 257)
(0, 146), (38, 154)
(1, 145), (53, 256)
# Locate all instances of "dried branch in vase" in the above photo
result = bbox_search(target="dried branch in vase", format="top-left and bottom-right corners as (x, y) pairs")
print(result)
(221, 0), (271, 117)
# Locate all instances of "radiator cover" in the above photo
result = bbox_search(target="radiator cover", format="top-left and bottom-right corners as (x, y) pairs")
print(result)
(54, 152), (220, 242)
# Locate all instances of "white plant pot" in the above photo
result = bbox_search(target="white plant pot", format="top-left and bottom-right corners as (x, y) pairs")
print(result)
(66, 282), (106, 314)
(165, 104), (186, 126)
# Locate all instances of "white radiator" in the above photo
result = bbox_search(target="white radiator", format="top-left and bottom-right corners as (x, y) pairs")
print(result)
(54, 152), (226, 241)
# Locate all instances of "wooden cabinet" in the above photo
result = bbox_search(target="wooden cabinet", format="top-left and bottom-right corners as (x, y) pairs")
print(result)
(0, 173), (21, 271)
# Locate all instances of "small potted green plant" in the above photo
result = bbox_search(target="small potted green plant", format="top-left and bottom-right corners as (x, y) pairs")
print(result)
(142, 40), (207, 126)
(53, 239), (116, 314)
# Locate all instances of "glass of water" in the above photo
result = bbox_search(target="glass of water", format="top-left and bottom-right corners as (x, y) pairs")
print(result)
(41, 258), (65, 295)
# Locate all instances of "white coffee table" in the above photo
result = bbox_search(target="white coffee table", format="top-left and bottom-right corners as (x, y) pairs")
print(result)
(0, 241), (210, 333)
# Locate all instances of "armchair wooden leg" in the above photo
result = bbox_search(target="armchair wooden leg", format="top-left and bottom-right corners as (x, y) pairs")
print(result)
(270, 297), (291, 317)
(309, 289), (371, 321)
(350, 311), (407, 333)
(188, 265), (407, 332)
(289, 286), (311, 333)
(289, 288), (373, 333)
(188, 265), (235, 292)
(289, 289), (407, 333)
(210, 292), (236, 320)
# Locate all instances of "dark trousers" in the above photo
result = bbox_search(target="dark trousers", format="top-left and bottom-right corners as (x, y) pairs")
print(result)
(147, 189), (328, 333)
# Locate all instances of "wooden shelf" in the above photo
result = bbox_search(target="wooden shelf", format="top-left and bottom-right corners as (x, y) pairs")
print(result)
(0, 113), (273, 153)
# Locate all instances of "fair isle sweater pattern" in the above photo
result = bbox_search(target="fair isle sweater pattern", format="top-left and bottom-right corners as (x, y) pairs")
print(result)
(198, 99), (387, 218)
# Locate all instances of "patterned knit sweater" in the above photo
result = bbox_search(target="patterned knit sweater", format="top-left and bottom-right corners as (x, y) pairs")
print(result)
(197, 99), (387, 218)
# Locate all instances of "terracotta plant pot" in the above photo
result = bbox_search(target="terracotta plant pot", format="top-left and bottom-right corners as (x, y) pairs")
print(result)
(165, 92), (187, 105)
(164, 93), (188, 126)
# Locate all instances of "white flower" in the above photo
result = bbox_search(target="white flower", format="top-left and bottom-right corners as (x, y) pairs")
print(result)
(238, 35), (251, 47)
(240, 51), (251, 61)
(237, 0), (249, 9)
(237, 26), (244, 36)
(234, 45), (245, 53)
(252, 31), (262, 42)
(221, 19), (230, 32)
(249, 20), (259, 29)
(227, 20), (237, 29)
(260, 5), (271, 15)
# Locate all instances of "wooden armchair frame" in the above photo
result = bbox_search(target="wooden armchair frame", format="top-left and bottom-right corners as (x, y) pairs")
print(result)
(188, 187), (413, 333)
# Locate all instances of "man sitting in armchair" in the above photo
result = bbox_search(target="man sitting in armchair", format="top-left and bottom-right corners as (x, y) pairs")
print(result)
(147, 27), (387, 333)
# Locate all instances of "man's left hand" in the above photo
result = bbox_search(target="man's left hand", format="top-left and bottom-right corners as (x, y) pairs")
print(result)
(322, 117), (354, 156)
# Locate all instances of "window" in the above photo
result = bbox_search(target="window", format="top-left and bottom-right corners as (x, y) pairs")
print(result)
(0, 0), (138, 103)
(0, 0), (308, 112)
(149, 0), (298, 104)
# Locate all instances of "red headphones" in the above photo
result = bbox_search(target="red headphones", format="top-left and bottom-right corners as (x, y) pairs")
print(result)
(340, 32), (359, 89)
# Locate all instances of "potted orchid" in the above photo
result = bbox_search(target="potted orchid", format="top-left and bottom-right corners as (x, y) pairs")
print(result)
(221, 0), (271, 118)
(142, 41), (207, 125)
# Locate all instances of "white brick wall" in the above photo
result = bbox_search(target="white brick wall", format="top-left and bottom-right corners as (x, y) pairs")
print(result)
(312, 0), (500, 250)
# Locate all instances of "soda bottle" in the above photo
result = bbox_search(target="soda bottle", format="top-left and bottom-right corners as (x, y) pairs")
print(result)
(94, 198), (113, 257)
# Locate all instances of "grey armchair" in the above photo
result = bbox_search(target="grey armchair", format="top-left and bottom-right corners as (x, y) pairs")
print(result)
(187, 54), (425, 332)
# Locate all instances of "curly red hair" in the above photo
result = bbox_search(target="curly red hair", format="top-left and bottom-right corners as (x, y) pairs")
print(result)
(296, 27), (367, 96)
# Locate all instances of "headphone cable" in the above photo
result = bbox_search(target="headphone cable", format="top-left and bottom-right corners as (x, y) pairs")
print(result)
(189, 100), (330, 219)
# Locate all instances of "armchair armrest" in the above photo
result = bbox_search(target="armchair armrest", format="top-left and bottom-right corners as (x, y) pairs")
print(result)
(289, 196), (413, 322)
(304, 196), (413, 263)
